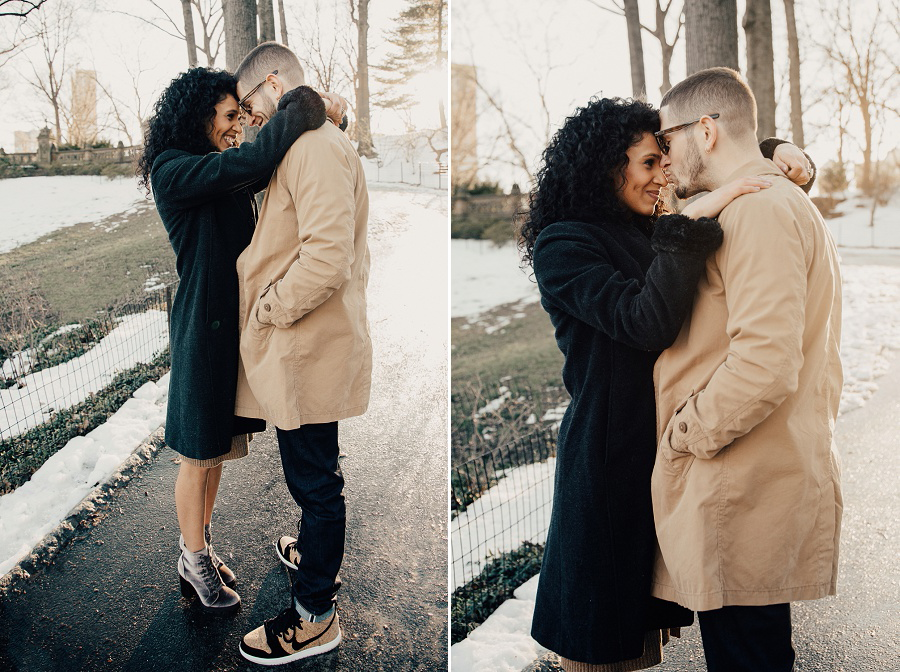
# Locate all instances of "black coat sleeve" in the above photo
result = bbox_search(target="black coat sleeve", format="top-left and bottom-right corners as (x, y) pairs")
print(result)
(150, 86), (326, 209)
(759, 137), (817, 193)
(534, 216), (723, 351)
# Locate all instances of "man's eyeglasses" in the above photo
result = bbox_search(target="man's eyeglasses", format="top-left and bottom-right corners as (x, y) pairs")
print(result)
(238, 69), (278, 117)
(654, 113), (719, 155)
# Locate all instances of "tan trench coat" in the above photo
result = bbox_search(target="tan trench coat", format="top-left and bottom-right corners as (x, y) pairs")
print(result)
(235, 121), (371, 429)
(651, 158), (843, 612)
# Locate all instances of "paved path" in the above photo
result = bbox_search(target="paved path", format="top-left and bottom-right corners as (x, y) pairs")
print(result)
(527, 356), (900, 672)
(0, 190), (449, 672)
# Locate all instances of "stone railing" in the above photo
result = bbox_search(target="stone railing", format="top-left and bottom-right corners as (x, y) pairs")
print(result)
(452, 192), (526, 218)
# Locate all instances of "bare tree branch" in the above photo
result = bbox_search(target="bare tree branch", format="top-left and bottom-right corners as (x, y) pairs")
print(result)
(0, 0), (47, 19)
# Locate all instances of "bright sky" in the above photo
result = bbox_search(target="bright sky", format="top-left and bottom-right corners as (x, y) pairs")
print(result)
(0, 0), (447, 151)
(452, 0), (898, 191)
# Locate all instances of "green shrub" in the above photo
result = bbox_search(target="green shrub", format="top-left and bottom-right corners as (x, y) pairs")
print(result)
(0, 349), (170, 493)
(451, 541), (545, 643)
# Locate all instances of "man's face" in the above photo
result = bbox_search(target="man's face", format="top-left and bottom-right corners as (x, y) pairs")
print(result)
(659, 106), (707, 199)
(236, 75), (279, 128)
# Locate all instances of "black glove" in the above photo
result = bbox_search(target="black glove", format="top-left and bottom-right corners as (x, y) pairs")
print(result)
(277, 85), (327, 132)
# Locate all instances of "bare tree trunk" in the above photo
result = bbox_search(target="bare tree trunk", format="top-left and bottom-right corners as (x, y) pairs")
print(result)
(783, 0), (804, 146)
(222, 0), (257, 72)
(623, 0), (646, 97)
(181, 0), (199, 67)
(277, 0), (288, 45)
(353, 0), (376, 158)
(685, 0), (739, 74)
(258, 0), (276, 43)
(743, 0), (776, 139)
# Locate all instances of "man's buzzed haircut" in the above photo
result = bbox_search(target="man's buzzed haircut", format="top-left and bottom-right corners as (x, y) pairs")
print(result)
(234, 41), (305, 89)
(660, 67), (757, 142)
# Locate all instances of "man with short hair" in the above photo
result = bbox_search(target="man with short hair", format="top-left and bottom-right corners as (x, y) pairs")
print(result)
(231, 41), (371, 666)
(651, 67), (843, 672)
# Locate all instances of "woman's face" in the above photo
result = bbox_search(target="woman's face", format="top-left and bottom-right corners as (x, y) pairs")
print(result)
(206, 94), (242, 151)
(615, 132), (668, 217)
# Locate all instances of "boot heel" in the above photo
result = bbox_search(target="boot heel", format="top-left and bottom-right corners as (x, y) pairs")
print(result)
(180, 575), (196, 599)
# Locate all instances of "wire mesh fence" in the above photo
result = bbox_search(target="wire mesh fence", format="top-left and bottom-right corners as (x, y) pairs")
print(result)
(451, 375), (568, 465)
(0, 284), (175, 441)
(362, 159), (447, 190)
(450, 426), (557, 638)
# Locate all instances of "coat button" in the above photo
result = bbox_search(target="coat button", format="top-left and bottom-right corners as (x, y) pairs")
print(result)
(678, 422), (688, 433)
(210, 320), (220, 330)
(263, 303), (271, 312)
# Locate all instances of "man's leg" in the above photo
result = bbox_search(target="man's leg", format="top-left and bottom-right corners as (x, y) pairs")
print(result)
(698, 603), (795, 672)
(276, 422), (345, 616)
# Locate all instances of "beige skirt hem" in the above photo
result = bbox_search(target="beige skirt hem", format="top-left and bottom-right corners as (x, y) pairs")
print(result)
(558, 628), (680, 672)
(178, 433), (251, 468)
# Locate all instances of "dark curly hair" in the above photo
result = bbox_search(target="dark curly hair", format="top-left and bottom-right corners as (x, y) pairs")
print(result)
(518, 97), (661, 267)
(137, 67), (238, 195)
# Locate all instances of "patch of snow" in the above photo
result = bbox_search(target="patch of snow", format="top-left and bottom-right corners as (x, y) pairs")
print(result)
(42, 324), (83, 341)
(0, 176), (145, 253)
(452, 240), (539, 319)
(451, 458), (555, 590)
(450, 575), (546, 672)
(0, 374), (169, 576)
(475, 387), (512, 418)
(1, 350), (33, 379)
(837, 265), (900, 414)
(826, 194), (900, 248)
(0, 311), (169, 440)
(143, 275), (166, 293)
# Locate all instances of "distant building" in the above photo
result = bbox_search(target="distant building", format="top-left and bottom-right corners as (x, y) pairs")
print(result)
(451, 64), (478, 190)
(14, 130), (39, 154)
(68, 69), (98, 147)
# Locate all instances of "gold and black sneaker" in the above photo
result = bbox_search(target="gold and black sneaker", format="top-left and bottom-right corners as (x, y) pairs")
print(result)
(239, 605), (341, 665)
(274, 535), (301, 570)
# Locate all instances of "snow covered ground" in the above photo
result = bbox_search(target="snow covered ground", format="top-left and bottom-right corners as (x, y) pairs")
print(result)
(451, 458), (554, 591)
(826, 194), (900, 248)
(451, 574), (547, 672)
(0, 176), (146, 253)
(0, 311), (169, 440)
(451, 240), (538, 319)
(0, 183), (448, 581)
(0, 374), (169, 577)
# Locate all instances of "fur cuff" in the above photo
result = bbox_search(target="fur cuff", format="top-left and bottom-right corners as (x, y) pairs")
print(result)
(651, 214), (723, 257)
(277, 85), (327, 130)
(759, 137), (788, 161)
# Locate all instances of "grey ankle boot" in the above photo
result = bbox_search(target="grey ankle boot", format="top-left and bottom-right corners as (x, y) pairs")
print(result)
(179, 532), (237, 588)
(178, 545), (241, 614)
(205, 524), (236, 588)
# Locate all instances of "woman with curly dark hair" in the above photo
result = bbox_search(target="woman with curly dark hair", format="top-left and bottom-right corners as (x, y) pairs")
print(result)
(522, 97), (815, 670)
(139, 66), (337, 613)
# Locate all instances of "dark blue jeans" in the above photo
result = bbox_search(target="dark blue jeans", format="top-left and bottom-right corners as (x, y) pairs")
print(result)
(698, 603), (795, 672)
(275, 422), (344, 615)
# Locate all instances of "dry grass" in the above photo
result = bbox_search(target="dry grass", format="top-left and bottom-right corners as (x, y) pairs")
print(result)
(0, 200), (175, 324)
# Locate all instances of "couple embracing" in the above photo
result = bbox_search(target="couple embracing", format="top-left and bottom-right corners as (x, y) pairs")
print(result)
(524, 68), (842, 672)
(137, 41), (370, 665)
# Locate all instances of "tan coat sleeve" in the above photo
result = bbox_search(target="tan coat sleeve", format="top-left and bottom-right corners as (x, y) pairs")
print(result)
(663, 197), (808, 459)
(257, 134), (356, 328)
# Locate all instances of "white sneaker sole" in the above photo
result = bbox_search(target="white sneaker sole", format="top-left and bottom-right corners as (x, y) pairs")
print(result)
(274, 539), (299, 570)
(239, 628), (341, 666)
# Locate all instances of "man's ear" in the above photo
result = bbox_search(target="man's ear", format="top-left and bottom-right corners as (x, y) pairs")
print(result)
(699, 115), (718, 153)
(268, 74), (285, 100)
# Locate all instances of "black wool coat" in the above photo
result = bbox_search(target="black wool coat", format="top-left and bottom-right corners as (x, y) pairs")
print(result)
(529, 141), (816, 664)
(530, 213), (722, 664)
(151, 86), (326, 461)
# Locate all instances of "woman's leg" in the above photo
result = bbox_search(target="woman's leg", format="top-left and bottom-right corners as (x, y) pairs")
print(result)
(175, 461), (211, 552)
(204, 463), (224, 527)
